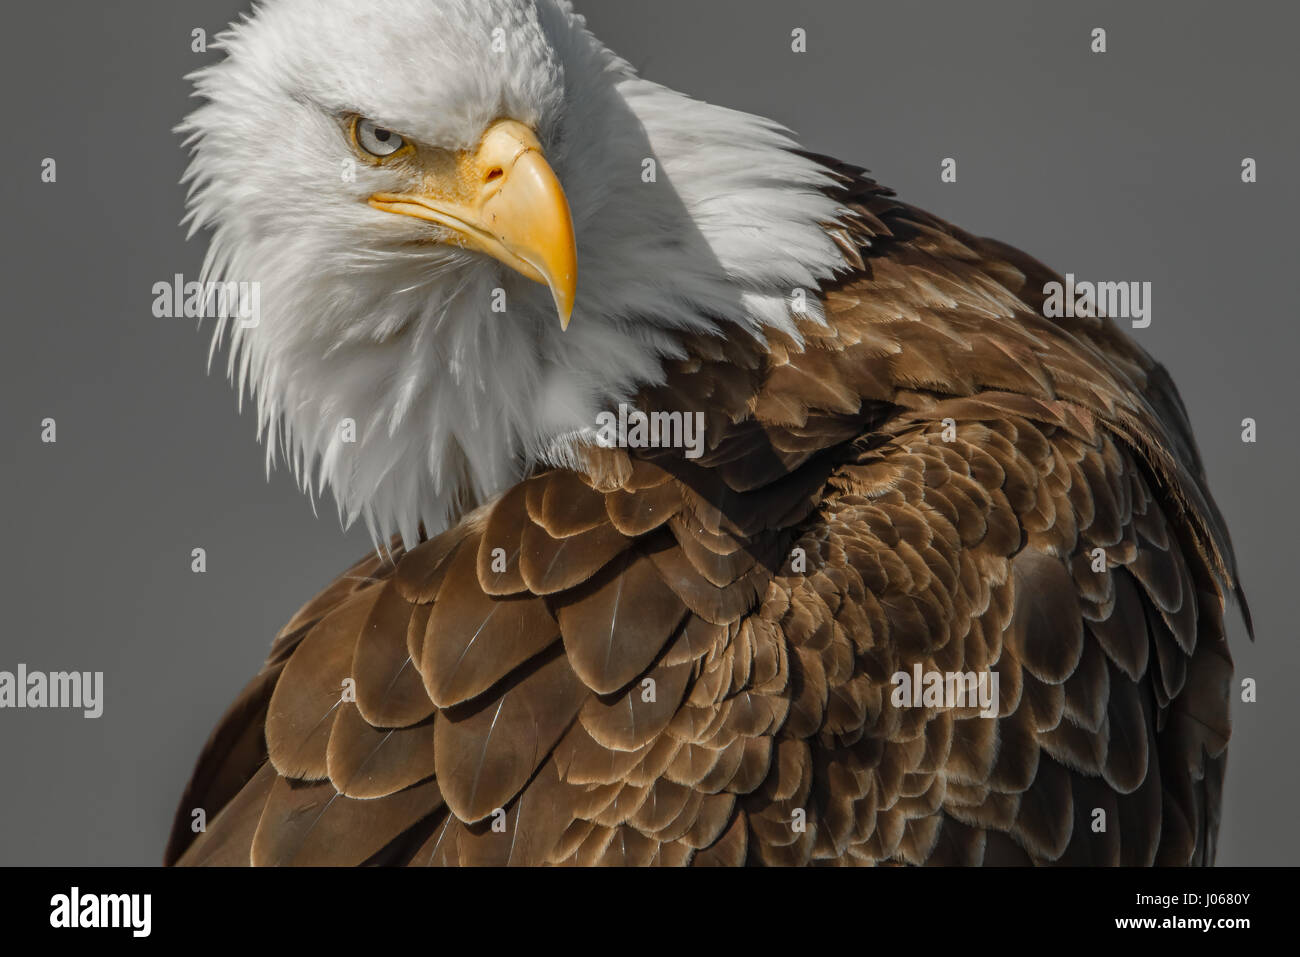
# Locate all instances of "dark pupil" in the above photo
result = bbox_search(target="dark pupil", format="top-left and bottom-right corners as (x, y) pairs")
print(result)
(374, 128), (391, 142)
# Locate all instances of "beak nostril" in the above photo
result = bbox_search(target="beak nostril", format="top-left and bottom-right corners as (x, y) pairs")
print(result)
(485, 167), (504, 183)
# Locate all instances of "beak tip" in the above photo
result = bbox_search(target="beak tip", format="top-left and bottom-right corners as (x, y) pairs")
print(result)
(550, 268), (576, 331)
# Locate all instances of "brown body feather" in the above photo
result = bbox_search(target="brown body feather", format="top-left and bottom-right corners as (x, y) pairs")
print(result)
(166, 160), (1242, 866)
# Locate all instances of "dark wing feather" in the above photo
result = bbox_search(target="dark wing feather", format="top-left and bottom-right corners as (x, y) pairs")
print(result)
(169, 159), (1240, 866)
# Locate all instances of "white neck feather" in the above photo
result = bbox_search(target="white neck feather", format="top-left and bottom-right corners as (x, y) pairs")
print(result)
(201, 26), (849, 547)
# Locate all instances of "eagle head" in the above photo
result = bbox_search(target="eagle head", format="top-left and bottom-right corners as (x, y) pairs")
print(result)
(179, 0), (848, 545)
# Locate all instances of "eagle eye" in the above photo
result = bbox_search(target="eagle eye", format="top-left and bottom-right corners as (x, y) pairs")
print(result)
(353, 117), (406, 158)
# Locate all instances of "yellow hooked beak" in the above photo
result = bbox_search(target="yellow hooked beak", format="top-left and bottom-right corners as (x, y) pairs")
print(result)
(368, 119), (578, 329)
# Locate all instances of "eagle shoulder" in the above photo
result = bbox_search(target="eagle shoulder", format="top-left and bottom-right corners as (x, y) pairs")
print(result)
(167, 162), (1240, 866)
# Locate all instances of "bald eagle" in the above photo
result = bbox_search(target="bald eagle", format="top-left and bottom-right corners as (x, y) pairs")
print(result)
(166, 0), (1246, 866)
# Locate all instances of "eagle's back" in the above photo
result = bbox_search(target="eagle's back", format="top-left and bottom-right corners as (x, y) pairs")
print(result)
(166, 162), (1239, 866)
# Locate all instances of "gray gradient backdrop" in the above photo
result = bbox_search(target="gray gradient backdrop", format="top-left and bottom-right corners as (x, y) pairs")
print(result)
(1, 0), (1294, 865)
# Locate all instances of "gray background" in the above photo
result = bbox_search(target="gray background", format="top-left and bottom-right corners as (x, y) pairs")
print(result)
(0, 0), (1294, 865)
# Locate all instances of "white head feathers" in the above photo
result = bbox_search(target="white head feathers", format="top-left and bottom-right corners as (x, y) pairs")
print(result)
(179, 0), (849, 546)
